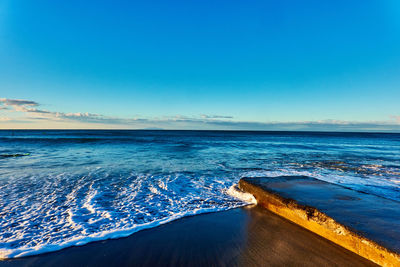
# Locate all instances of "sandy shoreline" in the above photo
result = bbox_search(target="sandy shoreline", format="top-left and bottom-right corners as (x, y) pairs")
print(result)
(1, 206), (375, 267)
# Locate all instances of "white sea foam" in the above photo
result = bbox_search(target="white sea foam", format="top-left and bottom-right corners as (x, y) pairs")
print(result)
(0, 205), (235, 259)
(1, 166), (399, 259)
(0, 170), (248, 259)
(227, 184), (257, 204)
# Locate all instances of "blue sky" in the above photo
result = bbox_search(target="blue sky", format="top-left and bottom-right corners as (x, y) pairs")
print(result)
(1, 0), (400, 130)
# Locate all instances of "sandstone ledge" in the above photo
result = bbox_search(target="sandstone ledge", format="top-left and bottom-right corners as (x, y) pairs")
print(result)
(239, 176), (400, 267)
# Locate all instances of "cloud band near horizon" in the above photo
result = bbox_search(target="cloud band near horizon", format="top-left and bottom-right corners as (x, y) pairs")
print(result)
(1, 98), (400, 131)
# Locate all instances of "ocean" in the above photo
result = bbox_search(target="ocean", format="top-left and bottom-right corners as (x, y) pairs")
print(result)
(0, 130), (399, 258)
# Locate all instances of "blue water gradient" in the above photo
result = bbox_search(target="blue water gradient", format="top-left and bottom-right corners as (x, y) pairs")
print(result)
(0, 130), (399, 258)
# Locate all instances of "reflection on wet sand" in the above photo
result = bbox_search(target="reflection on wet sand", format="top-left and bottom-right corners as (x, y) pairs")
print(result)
(239, 207), (376, 266)
(1, 206), (375, 267)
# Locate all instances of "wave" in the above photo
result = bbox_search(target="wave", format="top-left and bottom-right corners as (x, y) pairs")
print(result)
(0, 153), (30, 158)
(0, 170), (249, 260)
(227, 184), (257, 204)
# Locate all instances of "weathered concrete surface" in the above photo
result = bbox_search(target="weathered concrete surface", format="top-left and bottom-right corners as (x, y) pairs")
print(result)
(239, 176), (400, 267)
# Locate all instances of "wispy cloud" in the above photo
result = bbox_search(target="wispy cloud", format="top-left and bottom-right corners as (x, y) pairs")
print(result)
(0, 98), (109, 123)
(1, 98), (400, 131)
(0, 98), (46, 114)
(390, 115), (400, 123)
(204, 119), (400, 131)
(200, 114), (234, 119)
(0, 98), (38, 106)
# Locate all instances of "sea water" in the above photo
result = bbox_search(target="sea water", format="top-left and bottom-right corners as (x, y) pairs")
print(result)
(0, 130), (399, 258)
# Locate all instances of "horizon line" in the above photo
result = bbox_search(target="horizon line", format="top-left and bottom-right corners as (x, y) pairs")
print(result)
(1, 129), (400, 134)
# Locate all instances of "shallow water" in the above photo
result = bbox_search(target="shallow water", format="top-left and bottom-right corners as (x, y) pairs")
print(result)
(0, 130), (399, 258)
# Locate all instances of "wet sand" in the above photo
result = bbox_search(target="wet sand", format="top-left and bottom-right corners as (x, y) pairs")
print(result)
(1, 206), (375, 267)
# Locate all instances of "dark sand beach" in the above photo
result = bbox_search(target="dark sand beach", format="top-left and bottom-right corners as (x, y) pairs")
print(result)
(1, 206), (375, 267)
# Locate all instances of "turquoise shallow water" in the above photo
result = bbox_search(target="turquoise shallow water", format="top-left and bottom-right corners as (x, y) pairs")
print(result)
(0, 130), (399, 258)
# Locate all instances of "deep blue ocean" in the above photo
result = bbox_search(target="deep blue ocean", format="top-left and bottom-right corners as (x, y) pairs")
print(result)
(1, 130), (399, 258)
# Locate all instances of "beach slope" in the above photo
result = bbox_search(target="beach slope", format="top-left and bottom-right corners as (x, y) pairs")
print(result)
(0, 206), (375, 267)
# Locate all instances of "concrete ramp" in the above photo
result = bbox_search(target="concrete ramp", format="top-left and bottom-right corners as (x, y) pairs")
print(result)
(239, 176), (400, 267)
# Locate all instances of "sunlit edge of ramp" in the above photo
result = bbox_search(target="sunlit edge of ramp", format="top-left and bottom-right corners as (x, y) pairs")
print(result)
(238, 177), (400, 267)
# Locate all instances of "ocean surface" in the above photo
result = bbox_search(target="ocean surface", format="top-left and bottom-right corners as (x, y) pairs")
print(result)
(1, 130), (400, 259)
